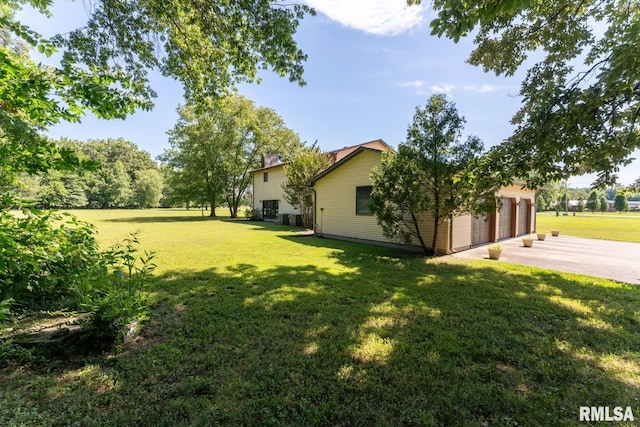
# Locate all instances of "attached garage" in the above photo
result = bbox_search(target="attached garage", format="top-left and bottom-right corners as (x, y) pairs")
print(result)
(310, 149), (537, 254)
(518, 199), (531, 235)
(471, 215), (492, 246)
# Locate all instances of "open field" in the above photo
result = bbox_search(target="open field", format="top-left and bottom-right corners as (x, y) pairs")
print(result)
(537, 212), (640, 243)
(2, 209), (640, 426)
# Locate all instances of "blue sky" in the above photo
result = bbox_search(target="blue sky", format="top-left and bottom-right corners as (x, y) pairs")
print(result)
(18, 0), (639, 186)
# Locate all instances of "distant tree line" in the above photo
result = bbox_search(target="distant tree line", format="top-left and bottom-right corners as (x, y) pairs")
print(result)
(536, 181), (640, 213)
(20, 138), (164, 209)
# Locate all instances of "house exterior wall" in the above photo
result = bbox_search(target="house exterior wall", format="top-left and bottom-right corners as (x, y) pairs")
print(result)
(451, 215), (473, 251)
(410, 212), (451, 254)
(252, 165), (298, 216)
(313, 151), (537, 253)
(314, 150), (395, 245)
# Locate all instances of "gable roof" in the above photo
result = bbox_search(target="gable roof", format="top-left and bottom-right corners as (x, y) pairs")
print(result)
(252, 162), (289, 173)
(251, 138), (393, 174)
(308, 146), (387, 186)
(325, 138), (392, 157)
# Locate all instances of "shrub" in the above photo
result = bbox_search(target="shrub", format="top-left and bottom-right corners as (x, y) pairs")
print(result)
(0, 208), (155, 351)
(244, 207), (262, 221)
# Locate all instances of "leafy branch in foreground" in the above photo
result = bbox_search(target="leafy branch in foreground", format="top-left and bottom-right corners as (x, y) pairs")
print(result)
(416, 0), (640, 187)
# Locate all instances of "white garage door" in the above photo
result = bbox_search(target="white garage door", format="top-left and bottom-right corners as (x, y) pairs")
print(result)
(499, 198), (513, 240)
(518, 199), (530, 235)
(472, 215), (492, 245)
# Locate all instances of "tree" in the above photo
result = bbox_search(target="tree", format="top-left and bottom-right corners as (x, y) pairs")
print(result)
(88, 161), (133, 208)
(630, 177), (640, 192)
(282, 144), (331, 229)
(132, 169), (164, 208)
(219, 97), (302, 218)
(586, 190), (599, 213)
(369, 95), (499, 255)
(37, 173), (68, 209)
(614, 193), (629, 213)
(2, 0), (311, 204)
(559, 193), (568, 213)
(0, 0), (312, 322)
(161, 96), (302, 217)
(599, 195), (609, 213)
(421, 0), (640, 187)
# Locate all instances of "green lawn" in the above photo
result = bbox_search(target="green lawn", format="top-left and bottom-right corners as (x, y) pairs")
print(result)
(537, 211), (640, 243)
(2, 209), (640, 426)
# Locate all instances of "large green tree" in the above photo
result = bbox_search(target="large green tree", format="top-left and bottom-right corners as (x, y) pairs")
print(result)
(132, 169), (164, 208)
(161, 96), (302, 217)
(282, 144), (331, 229)
(0, 0), (311, 322)
(419, 0), (640, 187)
(369, 95), (499, 255)
(1, 0), (311, 202)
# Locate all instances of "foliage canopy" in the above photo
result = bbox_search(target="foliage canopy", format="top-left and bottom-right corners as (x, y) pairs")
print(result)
(282, 144), (331, 229)
(369, 95), (500, 254)
(161, 96), (302, 217)
(417, 0), (640, 187)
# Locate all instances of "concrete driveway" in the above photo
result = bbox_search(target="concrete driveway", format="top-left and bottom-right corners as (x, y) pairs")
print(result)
(451, 234), (640, 285)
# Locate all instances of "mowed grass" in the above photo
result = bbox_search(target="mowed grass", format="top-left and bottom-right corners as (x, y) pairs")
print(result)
(537, 212), (640, 243)
(2, 209), (640, 426)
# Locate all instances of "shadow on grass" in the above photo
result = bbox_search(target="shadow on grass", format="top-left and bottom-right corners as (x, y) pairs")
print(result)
(103, 214), (222, 223)
(2, 243), (640, 426)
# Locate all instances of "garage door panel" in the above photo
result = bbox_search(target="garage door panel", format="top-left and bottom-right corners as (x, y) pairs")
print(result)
(499, 198), (513, 239)
(472, 215), (491, 245)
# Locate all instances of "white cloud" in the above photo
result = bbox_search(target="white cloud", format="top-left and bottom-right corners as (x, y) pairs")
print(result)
(464, 84), (497, 93)
(431, 83), (455, 95)
(304, 0), (426, 35)
(398, 80), (426, 89)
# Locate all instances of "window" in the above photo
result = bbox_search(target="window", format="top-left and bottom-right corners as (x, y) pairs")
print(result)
(356, 186), (373, 215)
(263, 172), (268, 182)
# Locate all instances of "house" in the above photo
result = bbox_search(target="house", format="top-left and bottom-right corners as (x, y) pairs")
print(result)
(251, 139), (392, 222)
(308, 146), (537, 253)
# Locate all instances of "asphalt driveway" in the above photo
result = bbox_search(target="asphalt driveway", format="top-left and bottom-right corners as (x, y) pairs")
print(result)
(451, 234), (640, 285)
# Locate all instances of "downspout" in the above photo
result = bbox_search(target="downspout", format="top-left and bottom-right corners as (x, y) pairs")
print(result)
(310, 184), (319, 236)
(313, 187), (317, 235)
(449, 213), (455, 254)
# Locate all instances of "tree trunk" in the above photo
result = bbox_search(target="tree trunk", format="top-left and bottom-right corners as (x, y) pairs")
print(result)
(410, 212), (430, 254)
(431, 214), (439, 257)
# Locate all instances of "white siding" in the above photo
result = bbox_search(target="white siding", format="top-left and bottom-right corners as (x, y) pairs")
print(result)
(252, 165), (298, 215)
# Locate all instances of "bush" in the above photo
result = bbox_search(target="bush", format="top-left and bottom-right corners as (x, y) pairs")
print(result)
(0, 208), (155, 352)
(0, 209), (101, 311)
(244, 207), (262, 221)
